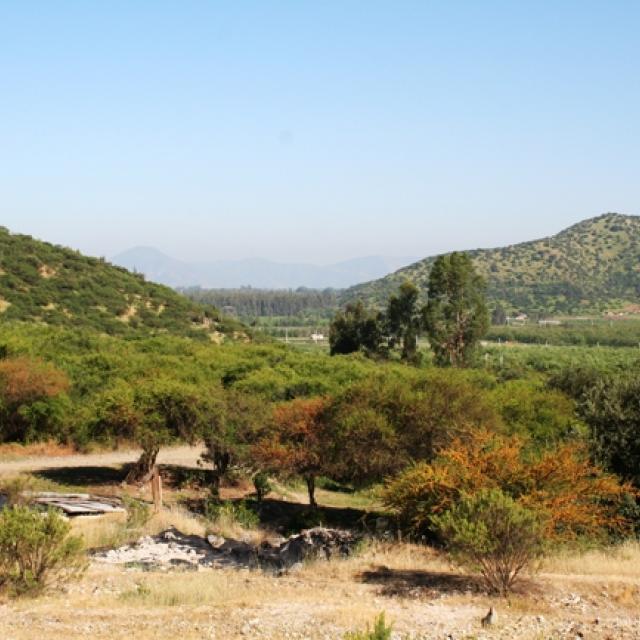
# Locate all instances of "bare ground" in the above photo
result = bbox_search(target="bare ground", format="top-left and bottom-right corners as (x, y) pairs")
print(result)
(0, 444), (205, 475)
(2, 549), (639, 640)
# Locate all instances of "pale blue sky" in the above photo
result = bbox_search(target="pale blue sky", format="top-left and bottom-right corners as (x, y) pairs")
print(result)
(1, 2), (638, 263)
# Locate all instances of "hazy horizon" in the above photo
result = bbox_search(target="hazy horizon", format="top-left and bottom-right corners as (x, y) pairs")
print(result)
(2, 3), (639, 262)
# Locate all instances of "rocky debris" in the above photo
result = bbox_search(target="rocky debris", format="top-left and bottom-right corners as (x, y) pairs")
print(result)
(93, 529), (217, 570)
(257, 527), (358, 571)
(93, 526), (359, 572)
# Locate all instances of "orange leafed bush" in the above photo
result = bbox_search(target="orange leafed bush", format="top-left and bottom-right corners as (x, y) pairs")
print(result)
(257, 396), (328, 471)
(252, 396), (331, 506)
(0, 357), (70, 443)
(0, 357), (69, 404)
(383, 429), (632, 542)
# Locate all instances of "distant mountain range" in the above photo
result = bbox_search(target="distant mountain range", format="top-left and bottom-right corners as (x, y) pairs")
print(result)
(111, 247), (417, 290)
(344, 213), (640, 315)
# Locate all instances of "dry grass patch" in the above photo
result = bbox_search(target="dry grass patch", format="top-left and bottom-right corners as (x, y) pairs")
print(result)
(117, 570), (259, 607)
(544, 541), (640, 578)
(0, 441), (76, 461)
(72, 504), (206, 550)
(4, 539), (640, 640)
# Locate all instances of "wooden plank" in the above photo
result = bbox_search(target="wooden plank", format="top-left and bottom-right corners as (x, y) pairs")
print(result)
(26, 492), (91, 499)
(28, 492), (126, 515)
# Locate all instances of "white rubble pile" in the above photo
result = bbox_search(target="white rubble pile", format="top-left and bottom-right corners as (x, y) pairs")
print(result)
(93, 526), (359, 572)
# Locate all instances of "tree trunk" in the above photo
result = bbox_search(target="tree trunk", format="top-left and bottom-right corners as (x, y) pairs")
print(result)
(210, 449), (230, 499)
(126, 446), (159, 484)
(305, 475), (317, 508)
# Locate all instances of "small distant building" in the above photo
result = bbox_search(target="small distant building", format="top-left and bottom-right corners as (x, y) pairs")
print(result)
(311, 332), (325, 343)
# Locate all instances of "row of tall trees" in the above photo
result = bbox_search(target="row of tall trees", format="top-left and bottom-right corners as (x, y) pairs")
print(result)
(182, 287), (338, 319)
(329, 253), (489, 366)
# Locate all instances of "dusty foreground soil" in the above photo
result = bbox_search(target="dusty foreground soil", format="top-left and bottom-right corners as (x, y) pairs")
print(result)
(1, 550), (639, 640)
(0, 444), (205, 475)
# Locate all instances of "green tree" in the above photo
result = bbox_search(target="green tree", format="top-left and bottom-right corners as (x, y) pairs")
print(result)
(327, 370), (499, 484)
(579, 375), (640, 487)
(431, 488), (545, 595)
(325, 404), (398, 486)
(199, 389), (271, 497)
(490, 379), (583, 449)
(119, 379), (212, 483)
(384, 281), (423, 362)
(329, 301), (382, 356)
(491, 303), (507, 326)
(424, 252), (489, 367)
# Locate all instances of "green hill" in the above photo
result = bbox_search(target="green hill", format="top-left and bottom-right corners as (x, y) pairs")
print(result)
(0, 227), (246, 339)
(343, 213), (640, 315)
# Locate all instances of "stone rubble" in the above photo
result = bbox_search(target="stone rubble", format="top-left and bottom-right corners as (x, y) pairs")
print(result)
(92, 526), (359, 572)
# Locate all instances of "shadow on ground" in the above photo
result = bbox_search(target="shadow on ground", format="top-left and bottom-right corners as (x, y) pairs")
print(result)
(181, 496), (390, 535)
(33, 463), (213, 490)
(32, 462), (390, 535)
(34, 465), (128, 487)
(358, 566), (484, 597)
(257, 498), (383, 533)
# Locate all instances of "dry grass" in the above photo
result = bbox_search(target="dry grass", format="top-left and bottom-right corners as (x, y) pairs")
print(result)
(116, 569), (279, 608)
(88, 542), (448, 615)
(2, 538), (640, 639)
(0, 441), (76, 461)
(544, 540), (640, 578)
(72, 505), (207, 550)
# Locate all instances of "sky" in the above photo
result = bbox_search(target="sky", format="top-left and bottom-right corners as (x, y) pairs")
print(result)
(1, 1), (639, 264)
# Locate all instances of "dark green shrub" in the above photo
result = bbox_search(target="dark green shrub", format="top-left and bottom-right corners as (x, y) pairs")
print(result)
(253, 472), (272, 502)
(431, 488), (546, 595)
(0, 506), (86, 596)
(287, 508), (325, 534)
(204, 499), (259, 529)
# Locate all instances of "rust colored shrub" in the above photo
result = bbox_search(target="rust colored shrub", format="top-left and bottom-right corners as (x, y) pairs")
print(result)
(383, 429), (631, 543)
(252, 396), (330, 506)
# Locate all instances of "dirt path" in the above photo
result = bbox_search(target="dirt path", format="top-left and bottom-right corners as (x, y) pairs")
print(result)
(0, 445), (205, 475)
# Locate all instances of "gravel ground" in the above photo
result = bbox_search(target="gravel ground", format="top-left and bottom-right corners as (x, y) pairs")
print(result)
(1, 562), (639, 639)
